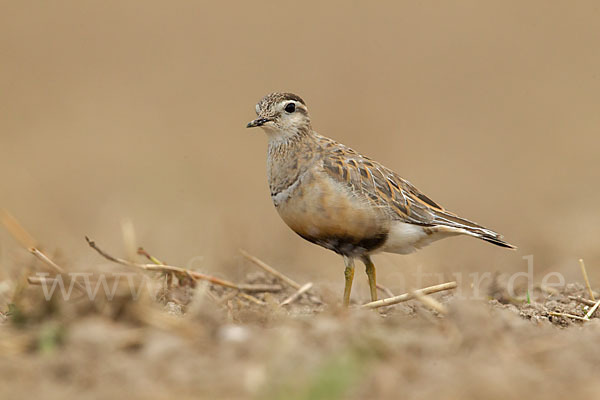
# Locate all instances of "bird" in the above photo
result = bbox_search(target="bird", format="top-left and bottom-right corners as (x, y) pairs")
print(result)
(246, 92), (515, 306)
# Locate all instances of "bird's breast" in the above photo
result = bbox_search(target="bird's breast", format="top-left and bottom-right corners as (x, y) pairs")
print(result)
(273, 170), (389, 255)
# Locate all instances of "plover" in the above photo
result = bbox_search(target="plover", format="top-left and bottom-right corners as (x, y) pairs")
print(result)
(247, 92), (515, 306)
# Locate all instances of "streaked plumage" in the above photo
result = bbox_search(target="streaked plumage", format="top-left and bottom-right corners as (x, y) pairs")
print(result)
(247, 92), (515, 305)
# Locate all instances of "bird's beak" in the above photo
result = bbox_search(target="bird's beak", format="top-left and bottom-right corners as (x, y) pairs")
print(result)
(246, 117), (270, 128)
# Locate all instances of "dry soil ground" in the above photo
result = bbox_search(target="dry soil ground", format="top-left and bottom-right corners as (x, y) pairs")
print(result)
(0, 242), (599, 400)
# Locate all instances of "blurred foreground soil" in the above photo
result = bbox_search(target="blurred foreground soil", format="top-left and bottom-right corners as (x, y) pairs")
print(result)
(1, 251), (599, 400)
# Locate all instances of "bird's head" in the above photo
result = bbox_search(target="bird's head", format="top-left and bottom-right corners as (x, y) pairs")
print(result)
(246, 92), (311, 141)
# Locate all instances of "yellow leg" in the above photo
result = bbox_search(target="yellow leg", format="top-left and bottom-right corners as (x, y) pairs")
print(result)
(362, 255), (378, 302)
(343, 256), (355, 307)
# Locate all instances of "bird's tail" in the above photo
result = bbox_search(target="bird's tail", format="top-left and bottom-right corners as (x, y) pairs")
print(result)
(477, 233), (517, 249)
(433, 211), (517, 250)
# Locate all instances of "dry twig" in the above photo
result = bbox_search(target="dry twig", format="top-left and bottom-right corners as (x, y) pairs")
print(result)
(25, 276), (93, 302)
(28, 247), (65, 274)
(1, 211), (86, 297)
(238, 292), (267, 306)
(280, 282), (313, 306)
(548, 312), (589, 322)
(235, 283), (282, 292)
(86, 237), (281, 292)
(239, 249), (301, 289)
(411, 288), (448, 315)
(27, 276), (55, 286)
(548, 299), (600, 322)
(28, 247), (87, 293)
(239, 249), (323, 304)
(584, 300), (600, 320)
(137, 247), (165, 265)
(362, 281), (457, 309)
(568, 296), (597, 307)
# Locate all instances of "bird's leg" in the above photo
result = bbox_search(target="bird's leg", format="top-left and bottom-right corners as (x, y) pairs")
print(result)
(343, 256), (355, 307)
(362, 255), (378, 302)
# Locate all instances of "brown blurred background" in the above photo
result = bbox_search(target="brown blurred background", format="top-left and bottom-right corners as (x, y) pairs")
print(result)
(1, 1), (599, 299)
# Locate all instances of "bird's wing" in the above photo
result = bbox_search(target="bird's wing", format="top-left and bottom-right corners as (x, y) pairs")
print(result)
(318, 140), (440, 225)
(315, 134), (515, 249)
(316, 135), (498, 228)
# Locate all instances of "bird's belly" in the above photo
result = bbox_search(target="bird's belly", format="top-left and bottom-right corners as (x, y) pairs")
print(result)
(274, 174), (388, 256)
(378, 222), (463, 254)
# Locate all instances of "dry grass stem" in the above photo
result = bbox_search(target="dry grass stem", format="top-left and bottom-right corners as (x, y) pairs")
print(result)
(27, 276), (55, 286)
(28, 247), (65, 274)
(548, 312), (589, 322)
(137, 247), (164, 265)
(27, 275), (120, 287)
(411, 288), (448, 315)
(584, 300), (600, 320)
(568, 296), (597, 307)
(280, 282), (313, 306)
(0, 209), (38, 249)
(579, 259), (595, 301)
(28, 248), (87, 293)
(239, 292), (267, 306)
(239, 249), (301, 289)
(26, 275), (86, 300)
(235, 283), (282, 292)
(361, 281), (457, 309)
(86, 237), (281, 292)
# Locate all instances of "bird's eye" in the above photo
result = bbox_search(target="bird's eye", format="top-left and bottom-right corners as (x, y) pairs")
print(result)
(284, 103), (296, 113)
